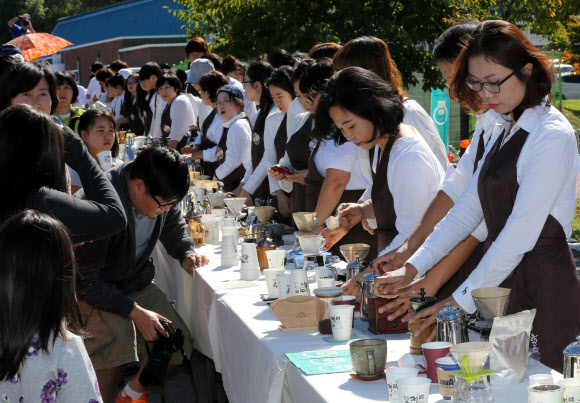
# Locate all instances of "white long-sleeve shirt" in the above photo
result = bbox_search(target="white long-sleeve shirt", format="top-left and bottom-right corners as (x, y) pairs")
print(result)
(241, 105), (278, 185)
(109, 91), (125, 121)
(376, 134), (444, 257)
(215, 112), (252, 180)
(165, 95), (195, 142)
(243, 109), (285, 195)
(147, 92), (166, 139)
(314, 139), (370, 190)
(276, 111), (313, 193)
(87, 76), (101, 99)
(408, 100), (580, 313)
(200, 111), (224, 162)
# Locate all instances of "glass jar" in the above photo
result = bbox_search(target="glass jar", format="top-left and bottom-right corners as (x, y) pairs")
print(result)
(314, 287), (344, 334)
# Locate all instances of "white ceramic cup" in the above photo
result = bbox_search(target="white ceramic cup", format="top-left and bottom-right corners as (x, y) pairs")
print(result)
(289, 269), (310, 296)
(385, 367), (420, 401)
(559, 378), (580, 402)
(265, 249), (286, 269)
(264, 268), (284, 298)
(397, 377), (431, 403)
(277, 273), (292, 298)
(298, 235), (325, 255)
(529, 374), (554, 386)
(328, 304), (354, 341)
(97, 150), (113, 171)
(317, 278), (335, 288)
(527, 384), (565, 403)
(240, 243), (259, 280)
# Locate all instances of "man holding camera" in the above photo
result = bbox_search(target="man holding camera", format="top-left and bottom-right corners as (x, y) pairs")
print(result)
(7, 14), (34, 39)
(75, 147), (209, 403)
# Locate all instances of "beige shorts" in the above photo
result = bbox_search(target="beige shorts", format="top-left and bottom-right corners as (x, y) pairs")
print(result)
(79, 283), (193, 371)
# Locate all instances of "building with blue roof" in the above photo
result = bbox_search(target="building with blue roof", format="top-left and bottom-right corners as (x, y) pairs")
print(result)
(51, 0), (189, 85)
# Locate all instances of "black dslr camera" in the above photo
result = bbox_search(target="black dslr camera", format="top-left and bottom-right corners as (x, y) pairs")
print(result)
(139, 320), (184, 387)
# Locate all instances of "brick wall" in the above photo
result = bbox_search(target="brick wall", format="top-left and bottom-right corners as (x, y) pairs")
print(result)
(60, 36), (186, 86)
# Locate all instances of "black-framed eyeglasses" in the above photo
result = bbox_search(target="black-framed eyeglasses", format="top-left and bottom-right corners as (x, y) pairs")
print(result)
(146, 187), (176, 208)
(465, 70), (516, 93)
(241, 80), (254, 85)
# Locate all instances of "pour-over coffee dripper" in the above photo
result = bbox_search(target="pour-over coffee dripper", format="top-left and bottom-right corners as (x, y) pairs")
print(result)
(253, 206), (276, 224)
(449, 342), (495, 402)
(339, 243), (370, 262)
(224, 197), (247, 225)
(471, 287), (511, 340)
(292, 212), (317, 232)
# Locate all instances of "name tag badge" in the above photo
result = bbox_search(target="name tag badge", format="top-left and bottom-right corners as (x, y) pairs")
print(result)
(309, 138), (318, 152)
(253, 132), (261, 145)
(163, 125), (171, 133)
(216, 147), (224, 160)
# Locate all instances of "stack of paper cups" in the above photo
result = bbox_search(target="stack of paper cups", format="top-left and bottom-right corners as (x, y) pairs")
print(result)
(240, 242), (260, 280)
(221, 226), (238, 266)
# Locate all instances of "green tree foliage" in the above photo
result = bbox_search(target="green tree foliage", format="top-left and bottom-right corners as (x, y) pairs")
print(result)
(548, 22), (571, 50)
(492, 0), (580, 35)
(168, 0), (492, 91)
(568, 16), (580, 55)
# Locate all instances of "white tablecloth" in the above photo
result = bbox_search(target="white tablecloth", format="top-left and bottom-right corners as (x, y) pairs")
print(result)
(153, 240), (562, 403)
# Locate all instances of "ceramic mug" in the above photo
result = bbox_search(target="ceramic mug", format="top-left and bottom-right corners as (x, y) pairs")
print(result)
(559, 378), (580, 402)
(298, 235), (325, 255)
(349, 339), (387, 378)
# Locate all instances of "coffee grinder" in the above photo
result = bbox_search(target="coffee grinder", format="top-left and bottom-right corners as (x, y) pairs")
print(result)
(471, 287), (511, 341)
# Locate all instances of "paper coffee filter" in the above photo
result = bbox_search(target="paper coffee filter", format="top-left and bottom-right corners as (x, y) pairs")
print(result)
(292, 212), (317, 232)
(224, 197), (247, 214)
(254, 206), (275, 223)
(471, 287), (511, 320)
(339, 243), (370, 262)
(450, 342), (491, 376)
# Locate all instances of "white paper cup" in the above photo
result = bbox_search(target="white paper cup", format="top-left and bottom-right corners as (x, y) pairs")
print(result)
(527, 384), (565, 403)
(317, 278), (336, 288)
(314, 266), (334, 282)
(265, 249), (286, 269)
(277, 273), (292, 298)
(559, 378), (580, 402)
(385, 367), (419, 401)
(436, 356), (460, 400)
(240, 243), (259, 281)
(264, 268), (284, 298)
(328, 304), (354, 341)
(118, 144), (126, 160)
(397, 377), (431, 402)
(289, 269), (310, 296)
(529, 374), (554, 386)
(97, 150), (113, 171)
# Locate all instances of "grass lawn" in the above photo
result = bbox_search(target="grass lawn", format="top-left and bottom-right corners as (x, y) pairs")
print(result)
(559, 99), (580, 129)
(573, 199), (580, 241)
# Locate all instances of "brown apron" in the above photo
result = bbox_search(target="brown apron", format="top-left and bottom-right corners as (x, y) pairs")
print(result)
(215, 117), (249, 192)
(305, 140), (377, 260)
(477, 127), (580, 371)
(436, 128), (487, 301)
(127, 99), (145, 137)
(249, 109), (271, 201)
(143, 92), (155, 136)
(199, 108), (219, 178)
(160, 101), (187, 151)
(286, 115), (313, 214)
(370, 135), (398, 253)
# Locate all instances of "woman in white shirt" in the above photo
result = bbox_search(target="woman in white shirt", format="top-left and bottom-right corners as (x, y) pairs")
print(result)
(213, 85), (252, 192)
(0, 210), (101, 401)
(375, 20), (580, 371)
(156, 72), (195, 150)
(317, 67), (443, 275)
(106, 73), (127, 129)
(237, 61), (276, 204)
(242, 66), (295, 217)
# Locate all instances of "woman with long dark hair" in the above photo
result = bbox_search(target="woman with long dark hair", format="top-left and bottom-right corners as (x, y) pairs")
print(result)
(243, 66), (295, 216)
(0, 104), (126, 242)
(376, 20), (580, 371)
(237, 61), (276, 204)
(0, 210), (101, 400)
(122, 72), (146, 136)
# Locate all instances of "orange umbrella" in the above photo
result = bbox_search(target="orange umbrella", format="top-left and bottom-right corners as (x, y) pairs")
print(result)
(7, 33), (72, 62)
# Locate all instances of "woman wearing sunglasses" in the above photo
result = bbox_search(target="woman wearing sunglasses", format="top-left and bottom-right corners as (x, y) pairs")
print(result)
(375, 20), (580, 372)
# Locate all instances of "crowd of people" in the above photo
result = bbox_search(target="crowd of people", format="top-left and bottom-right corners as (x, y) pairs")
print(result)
(0, 18), (579, 403)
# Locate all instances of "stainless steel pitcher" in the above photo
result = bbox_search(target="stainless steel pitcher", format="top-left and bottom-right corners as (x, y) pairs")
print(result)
(436, 302), (469, 345)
